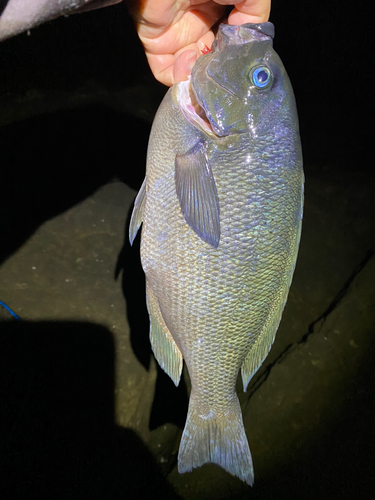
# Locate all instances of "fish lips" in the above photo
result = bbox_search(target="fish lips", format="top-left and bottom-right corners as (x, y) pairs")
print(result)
(185, 54), (247, 138)
(212, 23), (274, 51)
(179, 79), (215, 138)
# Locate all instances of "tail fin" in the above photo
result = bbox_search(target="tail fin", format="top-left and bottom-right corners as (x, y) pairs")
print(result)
(178, 392), (254, 486)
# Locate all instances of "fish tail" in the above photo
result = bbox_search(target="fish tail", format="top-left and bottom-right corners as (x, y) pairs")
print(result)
(178, 391), (254, 486)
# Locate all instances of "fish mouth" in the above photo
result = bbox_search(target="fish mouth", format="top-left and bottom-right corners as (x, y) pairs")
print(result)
(179, 80), (218, 138)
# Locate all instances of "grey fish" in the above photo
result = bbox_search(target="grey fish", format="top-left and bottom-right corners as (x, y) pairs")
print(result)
(130, 22), (303, 485)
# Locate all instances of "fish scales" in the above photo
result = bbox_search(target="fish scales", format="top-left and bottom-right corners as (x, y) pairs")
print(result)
(130, 22), (303, 485)
(143, 111), (300, 394)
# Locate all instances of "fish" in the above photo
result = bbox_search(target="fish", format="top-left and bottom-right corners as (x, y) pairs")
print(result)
(130, 22), (303, 486)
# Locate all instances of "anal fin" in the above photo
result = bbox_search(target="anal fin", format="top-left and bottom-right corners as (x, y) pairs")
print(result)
(146, 284), (183, 386)
(241, 331), (275, 392)
(241, 295), (288, 391)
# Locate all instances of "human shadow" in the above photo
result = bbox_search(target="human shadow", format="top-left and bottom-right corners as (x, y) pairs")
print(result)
(0, 320), (181, 500)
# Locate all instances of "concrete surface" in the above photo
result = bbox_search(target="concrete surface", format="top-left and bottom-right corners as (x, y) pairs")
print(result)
(1, 155), (374, 500)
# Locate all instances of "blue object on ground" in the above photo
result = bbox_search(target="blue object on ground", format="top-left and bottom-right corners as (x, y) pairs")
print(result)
(0, 300), (20, 320)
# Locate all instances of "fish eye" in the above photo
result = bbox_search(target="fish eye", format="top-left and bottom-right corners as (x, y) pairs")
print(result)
(250, 66), (272, 88)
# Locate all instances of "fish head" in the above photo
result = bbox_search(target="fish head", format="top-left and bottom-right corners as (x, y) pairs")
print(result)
(183, 23), (295, 138)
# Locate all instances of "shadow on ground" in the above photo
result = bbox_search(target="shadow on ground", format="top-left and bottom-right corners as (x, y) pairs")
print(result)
(0, 105), (149, 266)
(115, 210), (190, 433)
(0, 320), (180, 500)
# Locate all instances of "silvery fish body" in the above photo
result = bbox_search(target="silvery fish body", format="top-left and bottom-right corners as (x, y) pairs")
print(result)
(130, 23), (303, 485)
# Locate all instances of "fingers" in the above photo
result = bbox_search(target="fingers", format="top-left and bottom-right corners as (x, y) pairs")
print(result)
(146, 50), (197, 87)
(139, 8), (218, 86)
(132, 1), (271, 86)
(173, 50), (198, 85)
(228, 0), (271, 24)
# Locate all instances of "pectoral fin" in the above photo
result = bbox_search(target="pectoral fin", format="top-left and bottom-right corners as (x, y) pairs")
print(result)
(129, 177), (146, 245)
(147, 284), (183, 386)
(175, 142), (220, 248)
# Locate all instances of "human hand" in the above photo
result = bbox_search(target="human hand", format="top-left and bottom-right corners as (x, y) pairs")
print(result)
(129, 1), (271, 87)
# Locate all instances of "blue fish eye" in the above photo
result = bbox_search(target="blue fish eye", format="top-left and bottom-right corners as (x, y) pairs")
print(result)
(251, 66), (272, 88)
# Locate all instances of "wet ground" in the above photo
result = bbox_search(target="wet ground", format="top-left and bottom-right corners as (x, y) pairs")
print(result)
(1, 3), (374, 499)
